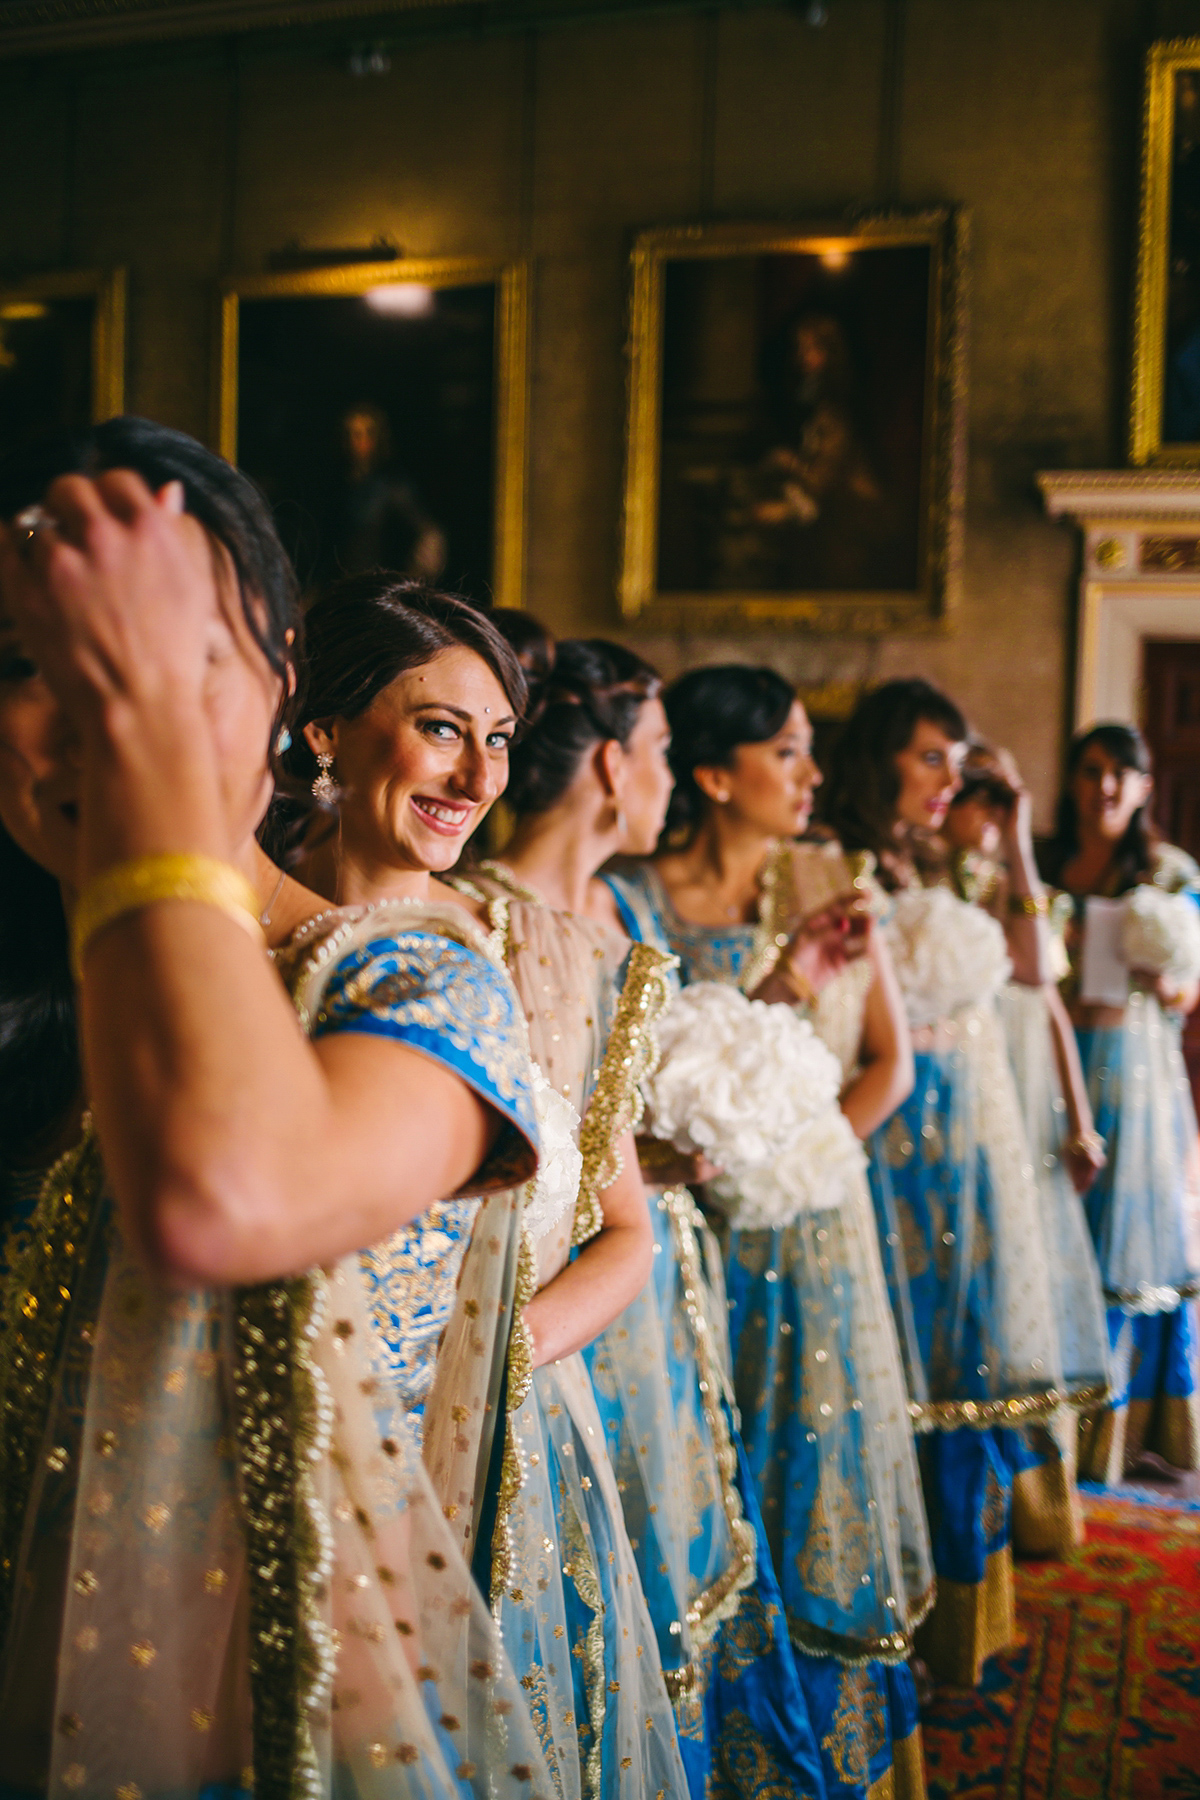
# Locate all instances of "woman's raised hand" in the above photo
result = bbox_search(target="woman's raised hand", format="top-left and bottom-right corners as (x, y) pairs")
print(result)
(0, 473), (221, 732)
(786, 893), (871, 993)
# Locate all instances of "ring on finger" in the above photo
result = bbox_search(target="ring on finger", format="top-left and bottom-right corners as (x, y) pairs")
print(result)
(14, 504), (60, 545)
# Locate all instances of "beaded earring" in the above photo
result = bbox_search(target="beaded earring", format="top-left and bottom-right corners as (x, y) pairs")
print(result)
(312, 751), (337, 804)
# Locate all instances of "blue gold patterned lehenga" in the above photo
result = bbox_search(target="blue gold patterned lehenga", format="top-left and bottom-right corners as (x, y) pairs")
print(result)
(615, 854), (931, 1800)
(598, 869), (829, 1800)
(449, 866), (689, 1800)
(864, 874), (1106, 1689)
(0, 899), (555, 1800)
(1054, 844), (1200, 1482)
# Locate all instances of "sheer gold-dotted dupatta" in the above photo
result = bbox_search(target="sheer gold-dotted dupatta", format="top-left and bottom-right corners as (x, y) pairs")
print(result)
(456, 872), (689, 1800)
(1, 902), (555, 1800)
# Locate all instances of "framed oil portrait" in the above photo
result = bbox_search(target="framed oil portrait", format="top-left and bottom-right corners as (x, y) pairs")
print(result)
(0, 269), (125, 461)
(1130, 39), (1200, 466)
(217, 257), (529, 608)
(619, 212), (967, 633)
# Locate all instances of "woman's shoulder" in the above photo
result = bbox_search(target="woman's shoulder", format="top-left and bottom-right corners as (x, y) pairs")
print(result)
(280, 898), (511, 1036)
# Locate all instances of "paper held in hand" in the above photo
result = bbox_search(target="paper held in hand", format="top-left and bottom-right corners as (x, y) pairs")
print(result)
(1080, 895), (1131, 1007)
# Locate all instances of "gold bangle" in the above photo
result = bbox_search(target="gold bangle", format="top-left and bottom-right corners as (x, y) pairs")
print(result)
(775, 959), (818, 1008)
(72, 853), (265, 979)
(1063, 1129), (1106, 1162)
(1007, 892), (1048, 918)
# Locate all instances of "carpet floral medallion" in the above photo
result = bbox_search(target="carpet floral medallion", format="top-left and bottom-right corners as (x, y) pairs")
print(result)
(921, 1495), (1200, 1798)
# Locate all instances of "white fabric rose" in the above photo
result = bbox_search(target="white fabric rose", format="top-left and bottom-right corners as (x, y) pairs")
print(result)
(642, 982), (860, 1226)
(521, 1063), (583, 1242)
(643, 982), (843, 1167)
(712, 1107), (867, 1227)
(1123, 883), (1200, 988)
(885, 885), (1011, 1028)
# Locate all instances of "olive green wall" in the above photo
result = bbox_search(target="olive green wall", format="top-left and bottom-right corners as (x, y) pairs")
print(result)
(0, 0), (1178, 819)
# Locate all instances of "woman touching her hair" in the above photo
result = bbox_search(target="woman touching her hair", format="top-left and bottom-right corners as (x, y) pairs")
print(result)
(0, 421), (551, 1800)
(822, 678), (1102, 1692)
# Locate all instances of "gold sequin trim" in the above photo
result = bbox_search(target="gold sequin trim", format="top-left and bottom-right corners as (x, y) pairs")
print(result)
(910, 1377), (1110, 1433)
(661, 1187), (756, 1650)
(489, 1223), (539, 1611)
(0, 1125), (103, 1644)
(232, 1273), (334, 1799)
(573, 944), (676, 1247)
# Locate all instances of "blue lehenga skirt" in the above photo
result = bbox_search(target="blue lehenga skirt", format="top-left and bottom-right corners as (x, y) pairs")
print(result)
(868, 1046), (1086, 1688)
(723, 1194), (931, 1799)
(586, 1188), (830, 1800)
(1075, 1016), (1200, 1479)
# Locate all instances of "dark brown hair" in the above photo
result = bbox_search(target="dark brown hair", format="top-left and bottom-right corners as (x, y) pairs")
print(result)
(1038, 722), (1157, 894)
(288, 575), (527, 788)
(819, 678), (968, 888)
(0, 415), (302, 1164)
(659, 664), (796, 845)
(502, 637), (661, 815)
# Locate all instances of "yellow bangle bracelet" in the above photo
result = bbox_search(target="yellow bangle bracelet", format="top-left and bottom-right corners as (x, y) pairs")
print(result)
(72, 853), (265, 980)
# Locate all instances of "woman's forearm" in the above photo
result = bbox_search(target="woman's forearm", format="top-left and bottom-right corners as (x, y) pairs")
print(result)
(523, 1147), (653, 1366)
(1003, 823), (1051, 987)
(840, 1050), (914, 1141)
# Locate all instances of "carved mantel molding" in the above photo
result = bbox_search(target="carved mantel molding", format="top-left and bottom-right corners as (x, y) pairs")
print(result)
(0, 0), (722, 58)
(1040, 468), (1200, 726)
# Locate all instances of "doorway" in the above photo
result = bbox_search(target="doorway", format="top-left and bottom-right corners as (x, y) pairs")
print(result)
(1142, 637), (1200, 1105)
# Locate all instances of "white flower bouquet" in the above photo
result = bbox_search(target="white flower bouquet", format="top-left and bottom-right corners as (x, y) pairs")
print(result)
(1123, 883), (1200, 989)
(521, 1063), (583, 1242)
(641, 982), (864, 1227)
(885, 885), (1011, 1028)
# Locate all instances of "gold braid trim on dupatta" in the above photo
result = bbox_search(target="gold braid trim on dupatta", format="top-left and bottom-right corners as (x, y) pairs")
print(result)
(457, 889), (545, 1612)
(572, 942), (676, 1248)
(737, 841), (795, 997)
(659, 1186), (756, 1661)
(908, 1379), (1110, 1434)
(560, 1490), (608, 1800)
(0, 1124), (103, 1647)
(231, 1273), (335, 1800)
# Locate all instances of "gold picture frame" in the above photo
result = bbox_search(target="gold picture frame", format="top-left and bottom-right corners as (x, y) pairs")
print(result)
(217, 257), (529, 608)
(0, 268), (126, 448)
(618, 211), (968, 634)
(1130, 39), (1200, 466)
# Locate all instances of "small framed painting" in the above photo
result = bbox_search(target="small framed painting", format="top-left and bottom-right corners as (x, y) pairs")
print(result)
(0, 269), (125, 461)
(217, 257), (529, 607)
(618, 211), (968, 634)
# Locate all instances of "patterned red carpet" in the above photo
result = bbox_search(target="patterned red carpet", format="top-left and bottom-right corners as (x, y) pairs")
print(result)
(921, 1495), (1200, 1798)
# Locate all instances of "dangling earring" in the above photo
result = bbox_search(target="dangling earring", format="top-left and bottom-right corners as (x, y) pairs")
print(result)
(616, 807), (628, 839)
(312, 750), (337, 804)
(275, 725), (292, 756)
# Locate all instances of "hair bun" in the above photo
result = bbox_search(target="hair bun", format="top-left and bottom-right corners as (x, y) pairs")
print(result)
(488, 608), (556, 706)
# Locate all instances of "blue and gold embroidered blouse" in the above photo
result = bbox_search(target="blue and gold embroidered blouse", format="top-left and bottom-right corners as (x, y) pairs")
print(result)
(309, 925), (540, 1425)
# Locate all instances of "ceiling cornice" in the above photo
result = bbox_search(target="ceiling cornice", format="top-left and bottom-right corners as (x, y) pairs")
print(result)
(0, 0), (766, 57)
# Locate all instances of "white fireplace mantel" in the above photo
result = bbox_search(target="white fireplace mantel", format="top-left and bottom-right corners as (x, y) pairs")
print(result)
(1038, 469), (1200, 728)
